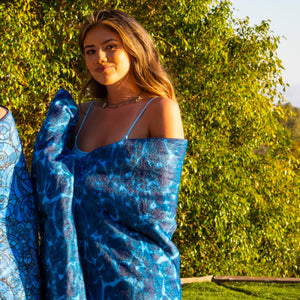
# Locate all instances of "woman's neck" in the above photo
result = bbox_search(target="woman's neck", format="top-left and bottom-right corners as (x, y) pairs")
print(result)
(106, 84), (142, 105)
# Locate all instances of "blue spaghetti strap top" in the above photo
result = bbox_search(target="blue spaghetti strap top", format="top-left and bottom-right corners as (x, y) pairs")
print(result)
(73, 96), (158, 158)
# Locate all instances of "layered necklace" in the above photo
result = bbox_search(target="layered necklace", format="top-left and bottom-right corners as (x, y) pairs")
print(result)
(102, 93), (143, 109)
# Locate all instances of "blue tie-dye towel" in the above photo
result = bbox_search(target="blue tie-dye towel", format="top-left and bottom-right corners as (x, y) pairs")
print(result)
(32, 89), (187, 299)
(0, 109), (40, 299)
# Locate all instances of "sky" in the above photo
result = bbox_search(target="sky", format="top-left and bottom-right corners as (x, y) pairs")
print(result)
(229, 0), (300, 107)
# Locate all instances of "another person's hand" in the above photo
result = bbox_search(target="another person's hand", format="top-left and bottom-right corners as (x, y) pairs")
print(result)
(0, 107), (7, 120)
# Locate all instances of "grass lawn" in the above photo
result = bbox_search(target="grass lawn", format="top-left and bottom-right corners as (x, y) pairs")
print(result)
(182, 282), (300, 299)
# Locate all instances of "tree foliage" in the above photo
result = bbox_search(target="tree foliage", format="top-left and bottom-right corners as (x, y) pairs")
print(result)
(1, 0), (299, 277)
(281, 103), (300, 143)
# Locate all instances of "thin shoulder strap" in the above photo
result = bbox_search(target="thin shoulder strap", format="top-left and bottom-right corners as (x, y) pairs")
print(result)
(123, 96), (159, 140)
(75, 101), (95, 140)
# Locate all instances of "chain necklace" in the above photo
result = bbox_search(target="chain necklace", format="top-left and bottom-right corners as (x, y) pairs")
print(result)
(102, 93), (143, 109)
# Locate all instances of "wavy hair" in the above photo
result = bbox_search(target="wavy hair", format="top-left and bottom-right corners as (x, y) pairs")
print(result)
(78, 9), (176, 101)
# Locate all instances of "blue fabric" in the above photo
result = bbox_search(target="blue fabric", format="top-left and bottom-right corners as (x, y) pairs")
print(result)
(31, 92), (85, 299)
(32, 89), (187, 299)
(0, 109), (41, 299)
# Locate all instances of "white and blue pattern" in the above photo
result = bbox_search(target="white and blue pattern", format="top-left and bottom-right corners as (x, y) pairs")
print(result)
(32, 89), (187, 299)
(0, 109), (40, 299)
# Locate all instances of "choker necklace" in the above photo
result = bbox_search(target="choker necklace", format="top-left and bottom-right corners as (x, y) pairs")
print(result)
(102, 93), (143, 109)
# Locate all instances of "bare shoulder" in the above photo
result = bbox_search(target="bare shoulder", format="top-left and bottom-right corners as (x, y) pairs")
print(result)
(78, 101), (94, 118)
(69, 100), (94, 147)
(147, 96), (184, 139)
(76, 100), (96, 127)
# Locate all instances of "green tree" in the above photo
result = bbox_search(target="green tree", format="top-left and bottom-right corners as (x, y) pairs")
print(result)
(169, 1), (300, 277)
(281, 103), (300, 143)
(1, 0), (299, 277)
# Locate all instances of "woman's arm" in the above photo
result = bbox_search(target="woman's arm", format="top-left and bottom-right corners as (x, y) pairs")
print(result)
(148, 97), (184, 139)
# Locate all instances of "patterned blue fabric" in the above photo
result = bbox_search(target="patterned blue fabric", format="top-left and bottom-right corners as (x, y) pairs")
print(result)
(0, 109), (41, 299)
(31, 92), (85, 299)
(32, 89), (187, 299)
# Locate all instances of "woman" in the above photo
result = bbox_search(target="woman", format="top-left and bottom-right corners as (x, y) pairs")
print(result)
(0, 106), (40, 299)
(32, 9), (187, 299)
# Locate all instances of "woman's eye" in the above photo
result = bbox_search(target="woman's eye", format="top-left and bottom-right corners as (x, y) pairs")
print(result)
(106, 44), (117, 50)
(85, 49), (95, 55)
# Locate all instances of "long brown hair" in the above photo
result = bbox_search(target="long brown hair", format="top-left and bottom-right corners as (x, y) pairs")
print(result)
(78, 9), (176, 101)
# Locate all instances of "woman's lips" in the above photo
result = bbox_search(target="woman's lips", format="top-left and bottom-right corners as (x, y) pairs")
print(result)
(95, 65), (111, 73)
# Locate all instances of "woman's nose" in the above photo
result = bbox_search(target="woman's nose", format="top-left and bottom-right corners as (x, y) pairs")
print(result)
(97, 49), (107, 63)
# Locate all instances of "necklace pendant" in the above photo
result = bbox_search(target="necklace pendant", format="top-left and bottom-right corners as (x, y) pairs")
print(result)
(102, 92), (143, 109)
(135, 94), (142, 103)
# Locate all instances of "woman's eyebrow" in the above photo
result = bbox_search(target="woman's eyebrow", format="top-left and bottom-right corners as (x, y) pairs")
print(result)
(84, 45), (94, 49)
(84, 39), (118, 49)
(102, 38), (118, 45)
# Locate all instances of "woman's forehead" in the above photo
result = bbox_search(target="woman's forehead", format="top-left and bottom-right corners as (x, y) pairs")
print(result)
(84, 24), (121, 45)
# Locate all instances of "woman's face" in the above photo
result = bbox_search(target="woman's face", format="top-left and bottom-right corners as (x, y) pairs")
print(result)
(83, 24), (133, 87)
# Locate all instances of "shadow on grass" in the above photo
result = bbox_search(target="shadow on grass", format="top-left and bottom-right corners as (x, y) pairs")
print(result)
(182, 282), (300, 300)
(216, 283), (259, 297)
